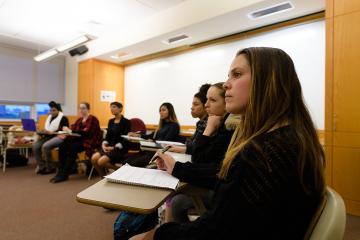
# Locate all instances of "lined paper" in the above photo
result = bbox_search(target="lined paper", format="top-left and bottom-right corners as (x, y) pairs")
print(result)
(105, 165), (179, 190)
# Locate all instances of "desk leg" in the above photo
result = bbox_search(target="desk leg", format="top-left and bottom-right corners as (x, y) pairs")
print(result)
(190, 195), (207, 215)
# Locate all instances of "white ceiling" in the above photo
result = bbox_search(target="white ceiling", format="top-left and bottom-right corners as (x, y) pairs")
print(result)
(0, 0), (186, 52)
(97, 0), (325, 63)
(0, 0), (324, 61)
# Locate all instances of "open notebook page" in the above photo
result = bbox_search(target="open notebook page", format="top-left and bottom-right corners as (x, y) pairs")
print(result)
(105, 165), (179, 190)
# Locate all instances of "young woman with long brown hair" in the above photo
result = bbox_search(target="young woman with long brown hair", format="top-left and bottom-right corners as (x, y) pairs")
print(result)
(130, 47), (325, 240)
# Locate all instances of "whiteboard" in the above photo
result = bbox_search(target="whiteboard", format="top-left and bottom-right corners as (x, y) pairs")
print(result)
(124, 20), (325, 129)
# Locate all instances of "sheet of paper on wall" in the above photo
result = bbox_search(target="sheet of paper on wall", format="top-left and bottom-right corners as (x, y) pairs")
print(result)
(100, 90), (116, 102)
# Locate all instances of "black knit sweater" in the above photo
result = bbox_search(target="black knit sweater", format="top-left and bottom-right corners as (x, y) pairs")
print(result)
(154, 126), (322, 240)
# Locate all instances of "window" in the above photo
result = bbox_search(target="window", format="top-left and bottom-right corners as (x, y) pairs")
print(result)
(0, 105), (31, 120)
(35, 104), (50, 120)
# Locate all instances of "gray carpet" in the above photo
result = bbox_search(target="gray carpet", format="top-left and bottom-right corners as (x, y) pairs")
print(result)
(1, 159), (360, 240)
(0, 160), (118, 240)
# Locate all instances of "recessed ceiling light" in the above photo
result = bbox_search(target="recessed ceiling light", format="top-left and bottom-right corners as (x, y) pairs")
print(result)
(248, 1), (294, 20)
(110, 52), (131, 59)
(162, 34), (191, 45)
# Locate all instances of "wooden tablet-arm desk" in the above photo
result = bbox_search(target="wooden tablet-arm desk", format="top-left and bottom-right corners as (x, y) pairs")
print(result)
(76, 152), (207, 215)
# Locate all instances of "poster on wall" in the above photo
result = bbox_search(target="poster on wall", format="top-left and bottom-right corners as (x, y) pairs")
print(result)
(100, 90), (116, 102)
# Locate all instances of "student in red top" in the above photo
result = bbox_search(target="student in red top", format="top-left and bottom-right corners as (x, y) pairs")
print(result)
(51, 102), (102, 183)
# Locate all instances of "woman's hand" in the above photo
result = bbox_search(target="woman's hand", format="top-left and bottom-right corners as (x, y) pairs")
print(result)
(156, 152), (176, 175)
(62, 126), (71, 133)
(203, 115), (222, 136)
(168, 145), (186, 153)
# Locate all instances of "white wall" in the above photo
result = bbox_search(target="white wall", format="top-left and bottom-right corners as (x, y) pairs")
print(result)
(62, 56), (78, 116)
(124, 20), (325, 129)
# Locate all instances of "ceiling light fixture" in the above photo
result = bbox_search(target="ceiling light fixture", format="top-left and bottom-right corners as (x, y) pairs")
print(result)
(34, 34), (94, 62)
(56, 35), (93, 52)
(34, 49), (58, 62)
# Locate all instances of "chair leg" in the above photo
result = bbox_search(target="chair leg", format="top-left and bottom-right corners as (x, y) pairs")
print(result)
(25, 148), (28, 158)
(3, 149), (6, 173)
(88, 166), (94, 181)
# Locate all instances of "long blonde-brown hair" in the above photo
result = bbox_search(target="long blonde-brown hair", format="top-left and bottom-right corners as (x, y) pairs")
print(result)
(219, 47), (325, 195)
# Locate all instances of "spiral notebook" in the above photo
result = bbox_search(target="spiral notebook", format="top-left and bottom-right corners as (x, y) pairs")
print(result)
(104, 165), (179, 190)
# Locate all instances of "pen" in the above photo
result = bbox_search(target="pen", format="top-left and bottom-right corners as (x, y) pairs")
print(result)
(148, 145), (171, 164)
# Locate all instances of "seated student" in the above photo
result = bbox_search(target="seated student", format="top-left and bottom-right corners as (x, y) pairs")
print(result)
(130, 47), (325, 240)
(125, 102), (180, 167)
(51, 102), (102, 183)
(165, 82), (234, 223)
(91, 102), (131, 177)
(169, 83), (211, 154)
(33, 101), (69, 174)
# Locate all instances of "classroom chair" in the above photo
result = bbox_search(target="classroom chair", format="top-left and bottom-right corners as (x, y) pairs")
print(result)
(305, 187), (346, 240)
(2, 126), (36, 172)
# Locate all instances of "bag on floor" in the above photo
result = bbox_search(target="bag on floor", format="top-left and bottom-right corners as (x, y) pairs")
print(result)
(114, 211), (158, 240)
(0, 149), (28, 167)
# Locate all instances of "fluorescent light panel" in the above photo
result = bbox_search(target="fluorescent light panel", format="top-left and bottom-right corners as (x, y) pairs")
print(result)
(56, 35), (91, 52)
(34, 49), (58, 62)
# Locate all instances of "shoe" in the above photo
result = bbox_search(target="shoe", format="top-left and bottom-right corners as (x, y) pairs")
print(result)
(35, 166), (45, 174)
(50, 174), (59, 182)
(40, 168), (56, 175)
(52, 175), (68, 183)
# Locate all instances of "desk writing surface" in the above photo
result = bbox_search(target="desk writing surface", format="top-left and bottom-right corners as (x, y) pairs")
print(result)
(76, 179), (173, 214)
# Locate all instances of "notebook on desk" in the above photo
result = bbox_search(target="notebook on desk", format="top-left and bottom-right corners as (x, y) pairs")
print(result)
(140, 141), (163, 149)
(21, 119), (37, 132)
(104, 165), (179, 190)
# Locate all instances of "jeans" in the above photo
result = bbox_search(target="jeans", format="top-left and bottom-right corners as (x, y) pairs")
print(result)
(33, 136), (64, 170)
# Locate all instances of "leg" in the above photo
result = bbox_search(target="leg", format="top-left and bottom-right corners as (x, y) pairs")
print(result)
(33, 138), (47, 171)
(91, 152), (105, 177)
(41, 137), (64, 171)
(52, 140), (84, 183)
(171, 194), (194, 223)
(97, 155), (113, 177)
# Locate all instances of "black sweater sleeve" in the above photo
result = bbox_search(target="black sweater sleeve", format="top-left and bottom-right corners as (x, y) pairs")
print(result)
(155, 160), (255, 240)
(191, 127), (233, 164)
(172, 161), (219, 189)
(58, 116), (69, 131)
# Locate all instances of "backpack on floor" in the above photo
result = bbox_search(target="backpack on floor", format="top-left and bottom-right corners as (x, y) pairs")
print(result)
(114, 211), (158, 240)
(0, 149), (28, 167)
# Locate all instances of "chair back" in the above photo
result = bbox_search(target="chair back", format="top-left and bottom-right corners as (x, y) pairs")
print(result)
(130, 118), (146, 134)
(306, 187), (346, 240)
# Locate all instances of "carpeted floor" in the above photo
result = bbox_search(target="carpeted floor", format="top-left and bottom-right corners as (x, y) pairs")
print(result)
(0, 159), (119, 240)
(1, 159), (360, 240)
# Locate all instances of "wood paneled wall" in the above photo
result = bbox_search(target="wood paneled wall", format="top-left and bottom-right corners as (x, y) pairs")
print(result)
(78, 59), (124, 127)
(326, 0), (360, 216)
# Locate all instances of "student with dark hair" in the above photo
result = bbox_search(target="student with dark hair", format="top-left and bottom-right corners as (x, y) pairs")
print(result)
(51, 102), (102, 183)
(130, 47), (325, 240)
(91, 102), (131, 177)
(33, 101), (69, 174)
(164, 82), (234, 223)
(125, 102), (180, 167)
(170, 83), (211, 154)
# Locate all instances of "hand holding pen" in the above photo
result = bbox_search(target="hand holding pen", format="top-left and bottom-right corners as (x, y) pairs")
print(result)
(154, 147), (177, 174)
(149, 145), (171, 164)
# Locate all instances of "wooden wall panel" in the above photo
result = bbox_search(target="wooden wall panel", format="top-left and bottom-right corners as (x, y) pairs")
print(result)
(78, 59), (94, 112)
(93, 60), (124, 127)
(328, 0), (360, 215)
(78, 59), (124, 127)
(333, 147), (360, 202)
(334, 0), (360, 16)
(333, 12), (360, 132)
